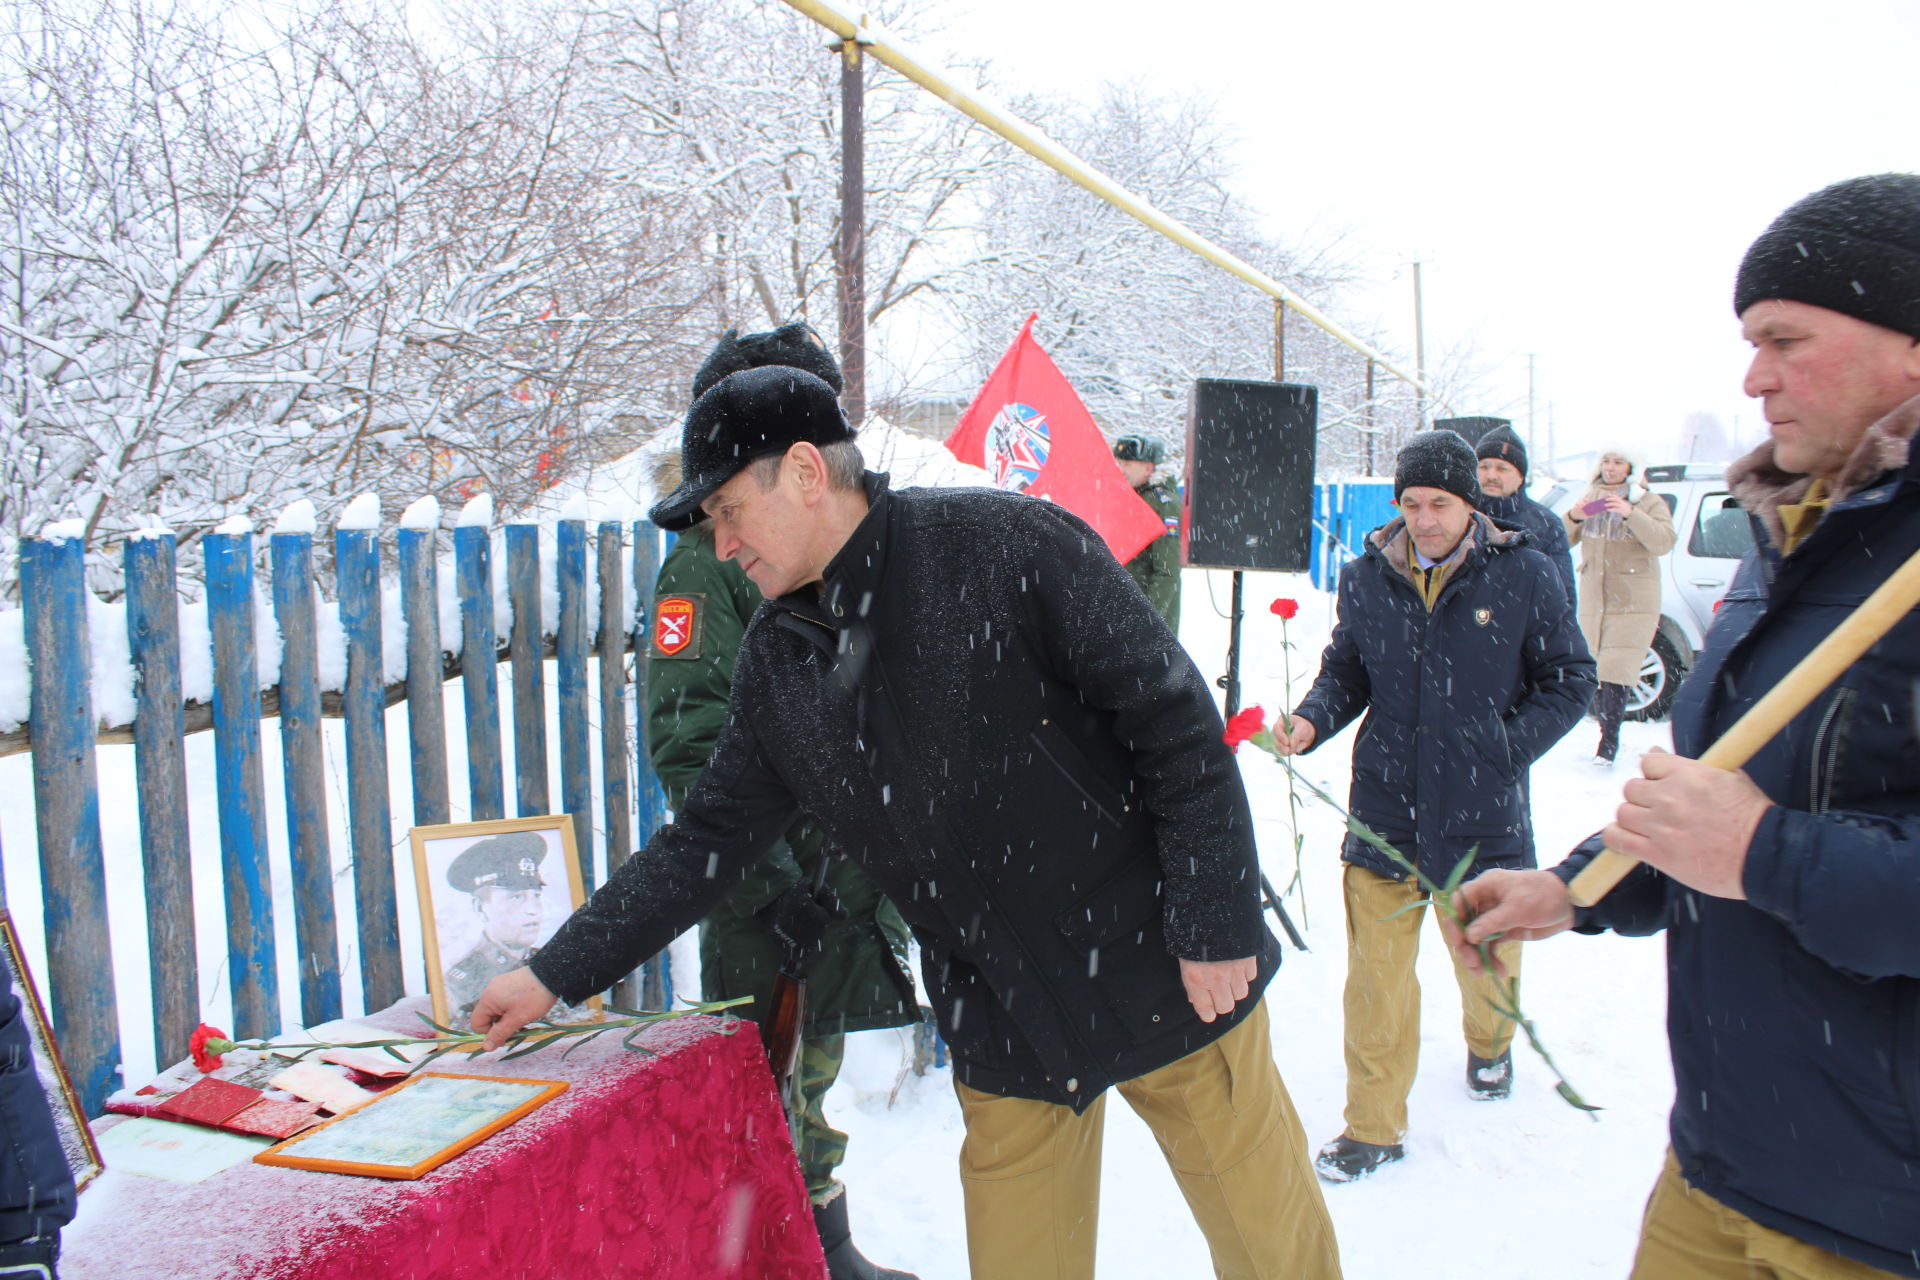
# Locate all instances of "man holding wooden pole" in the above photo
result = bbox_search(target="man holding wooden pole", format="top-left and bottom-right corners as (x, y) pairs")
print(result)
(1444, 173), (1920, 1279)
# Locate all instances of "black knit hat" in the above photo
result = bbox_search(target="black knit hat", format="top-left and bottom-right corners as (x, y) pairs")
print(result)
(1394, 429), (1480, 507)
(1475, 424), (1529, 481)
(693, 322), (843, 399)
(1734, 174), (1920, 339)
(648, 366), (854, 530)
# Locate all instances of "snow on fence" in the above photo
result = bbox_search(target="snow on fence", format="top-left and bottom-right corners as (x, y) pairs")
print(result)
(11, 502), (672, 1115)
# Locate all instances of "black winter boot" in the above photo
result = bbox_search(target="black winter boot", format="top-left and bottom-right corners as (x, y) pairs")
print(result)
(1313, 1134), (1404, 1183)
(814, 1190), (918, 1280)
(1594, 682), (1627, 764)
(1467, 1048), (1513, 1100)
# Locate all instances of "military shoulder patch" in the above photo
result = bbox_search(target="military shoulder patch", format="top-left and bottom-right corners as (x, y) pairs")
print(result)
(652, 593), (706, 659)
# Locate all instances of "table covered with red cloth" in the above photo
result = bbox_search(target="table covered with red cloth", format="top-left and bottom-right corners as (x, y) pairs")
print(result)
(64, 1003), (825, 1279)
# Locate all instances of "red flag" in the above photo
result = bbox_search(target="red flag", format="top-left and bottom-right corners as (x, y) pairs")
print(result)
(945, 314), (1167, 564)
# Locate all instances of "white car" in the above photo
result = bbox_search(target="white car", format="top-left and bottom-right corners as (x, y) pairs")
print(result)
(1540, 463), (1754, 721)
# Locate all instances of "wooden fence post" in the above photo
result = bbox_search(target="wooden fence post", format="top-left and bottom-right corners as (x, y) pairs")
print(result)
(455, 525), (504, 821)
(22, 534), (121, 1115)
(399, 527), (450, 826)
(555, 519), (592, 887)
(630, 521), (671, 1010)
(596, 522), (631, 880)
(204, 529), (280, 1039)
(506, 525), (548, 818)
(125, 532), (197, 1066)
(269, 529), (341, 1027)
(336, 523), (401, 1011)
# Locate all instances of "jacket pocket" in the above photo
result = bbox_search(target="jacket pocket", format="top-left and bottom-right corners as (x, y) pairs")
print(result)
(1030, 719), (1126, 828)
(1804, 685), (1855, 814)
(1462, 715), (1517, 784)
(1055, 857), (1162, 952)
(1349, 714), (1415, 828)
(1054, 859), (1183, 1042)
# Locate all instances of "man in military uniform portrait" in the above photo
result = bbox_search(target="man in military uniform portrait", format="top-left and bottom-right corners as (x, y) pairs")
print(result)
(443, 830), (555, 1024)
(1112, 432), (1183, 631)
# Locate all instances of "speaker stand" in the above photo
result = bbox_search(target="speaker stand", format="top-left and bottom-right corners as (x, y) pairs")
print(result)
(1217, 570), (1307, 953)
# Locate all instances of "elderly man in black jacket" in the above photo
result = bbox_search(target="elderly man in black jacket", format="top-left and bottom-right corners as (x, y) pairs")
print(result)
(1276, 429), (1595, 1182)
(474, 366), (1341, 1280)
(1449, 174), (1920, 1280)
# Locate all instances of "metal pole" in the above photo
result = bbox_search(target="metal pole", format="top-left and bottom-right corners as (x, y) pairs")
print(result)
(1527, 353), (1537, 460)
(775, 0), (1432, 396)
(1272, 299), (1285, 384)
(1412, 261), (1427, 432)
(838, 40), (867, 426)
(1364, 360), (1377, 475)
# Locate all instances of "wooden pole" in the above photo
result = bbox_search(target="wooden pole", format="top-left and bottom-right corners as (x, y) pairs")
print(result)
(1569, 542), (1920, 906)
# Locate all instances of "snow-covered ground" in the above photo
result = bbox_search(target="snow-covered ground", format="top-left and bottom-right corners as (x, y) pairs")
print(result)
(4, 458), (1678, 1275)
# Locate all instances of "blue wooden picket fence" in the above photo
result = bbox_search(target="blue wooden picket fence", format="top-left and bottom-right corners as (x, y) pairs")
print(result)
(1309, 480), (1398, 589)
(17, 516), (674, 1116)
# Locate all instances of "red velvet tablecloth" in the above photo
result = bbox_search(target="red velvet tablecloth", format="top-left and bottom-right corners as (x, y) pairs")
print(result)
(65, 1005), (825, 1280)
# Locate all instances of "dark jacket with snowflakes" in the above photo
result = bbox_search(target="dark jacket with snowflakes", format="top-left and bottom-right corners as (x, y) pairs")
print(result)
(1554, 394), (1920, 1278)
(533, 475), (1278, 1110)
(1292, 512), (1595, 883)
(1478, 490), (1576, 600)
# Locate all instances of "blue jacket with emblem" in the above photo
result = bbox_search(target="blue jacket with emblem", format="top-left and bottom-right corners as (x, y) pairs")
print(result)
(1556, 395), (1920, 1277)
(1292, 511), (1595, 883)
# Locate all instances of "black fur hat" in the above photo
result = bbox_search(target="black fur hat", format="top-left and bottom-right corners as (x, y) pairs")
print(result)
(1734, 173), (1920, 339)
(1394, 429), (1480, 507)
(648, 366), (853, 531)
(692, 322), (844, 400)
(1475, 424), (1529, 481)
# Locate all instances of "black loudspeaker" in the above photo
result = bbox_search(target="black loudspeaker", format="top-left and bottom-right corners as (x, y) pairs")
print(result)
(1183, 379), (1317, 572)
(1433, 416), (1510, 446)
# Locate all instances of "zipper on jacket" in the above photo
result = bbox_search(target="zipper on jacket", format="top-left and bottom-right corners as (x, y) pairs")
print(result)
(1805, 686), (1854, 815)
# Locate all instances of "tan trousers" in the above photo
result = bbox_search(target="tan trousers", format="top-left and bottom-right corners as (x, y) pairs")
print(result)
(953, 999), (1342, 1280)
(1341, 863), (1520, 1146)
(1631, 1151), (1905, 1279)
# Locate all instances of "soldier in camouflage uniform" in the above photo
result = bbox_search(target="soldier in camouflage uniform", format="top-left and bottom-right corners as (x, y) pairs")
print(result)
(1113, 433), (1183, 630)
(646, 323), (919, 1280)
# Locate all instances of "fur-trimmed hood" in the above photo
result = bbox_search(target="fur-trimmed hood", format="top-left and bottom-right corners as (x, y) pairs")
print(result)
(1727, 391), (1920, 548)
(1366, 509), (1523, 591)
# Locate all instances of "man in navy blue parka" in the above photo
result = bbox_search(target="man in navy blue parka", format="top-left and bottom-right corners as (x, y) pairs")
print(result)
(1278, 429), (1594, 1181)
(1450, 173), (1920, 1279)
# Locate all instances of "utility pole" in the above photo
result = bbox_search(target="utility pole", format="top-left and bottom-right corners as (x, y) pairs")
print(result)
(1411, 261), (1427, 432)
(1364, 360), (1377, 475)
(1527, 353), (1537, 461)
(837, 38), (867, 426)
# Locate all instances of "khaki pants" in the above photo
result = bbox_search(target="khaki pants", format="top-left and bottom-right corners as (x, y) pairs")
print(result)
(1341, 863), (1520, 1145)
(953, 999), (1342, 1280)
(1631, 1151), (1905, 1279)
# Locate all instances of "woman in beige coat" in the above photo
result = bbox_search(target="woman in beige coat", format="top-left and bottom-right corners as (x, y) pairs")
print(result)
(1564, 448), (1677, 763)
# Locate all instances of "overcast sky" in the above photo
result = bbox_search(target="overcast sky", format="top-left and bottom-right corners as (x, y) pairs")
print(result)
(912, 0), (1920, 467)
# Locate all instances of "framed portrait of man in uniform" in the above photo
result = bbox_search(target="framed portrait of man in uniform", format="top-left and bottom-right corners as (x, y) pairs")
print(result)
(409, 815), (601, 1031)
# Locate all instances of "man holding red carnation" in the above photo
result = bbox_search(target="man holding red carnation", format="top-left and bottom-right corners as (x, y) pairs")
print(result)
(1274, 428), (1594, 1181)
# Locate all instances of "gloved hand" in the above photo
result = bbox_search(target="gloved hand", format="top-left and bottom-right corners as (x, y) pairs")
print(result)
(758, 879), (847, 974)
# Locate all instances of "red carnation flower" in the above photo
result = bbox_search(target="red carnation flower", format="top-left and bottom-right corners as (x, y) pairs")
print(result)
(1270, 598), (1299, 620)
(189, 1023), (237, 1073)
(1223, 705), (1268, 753)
